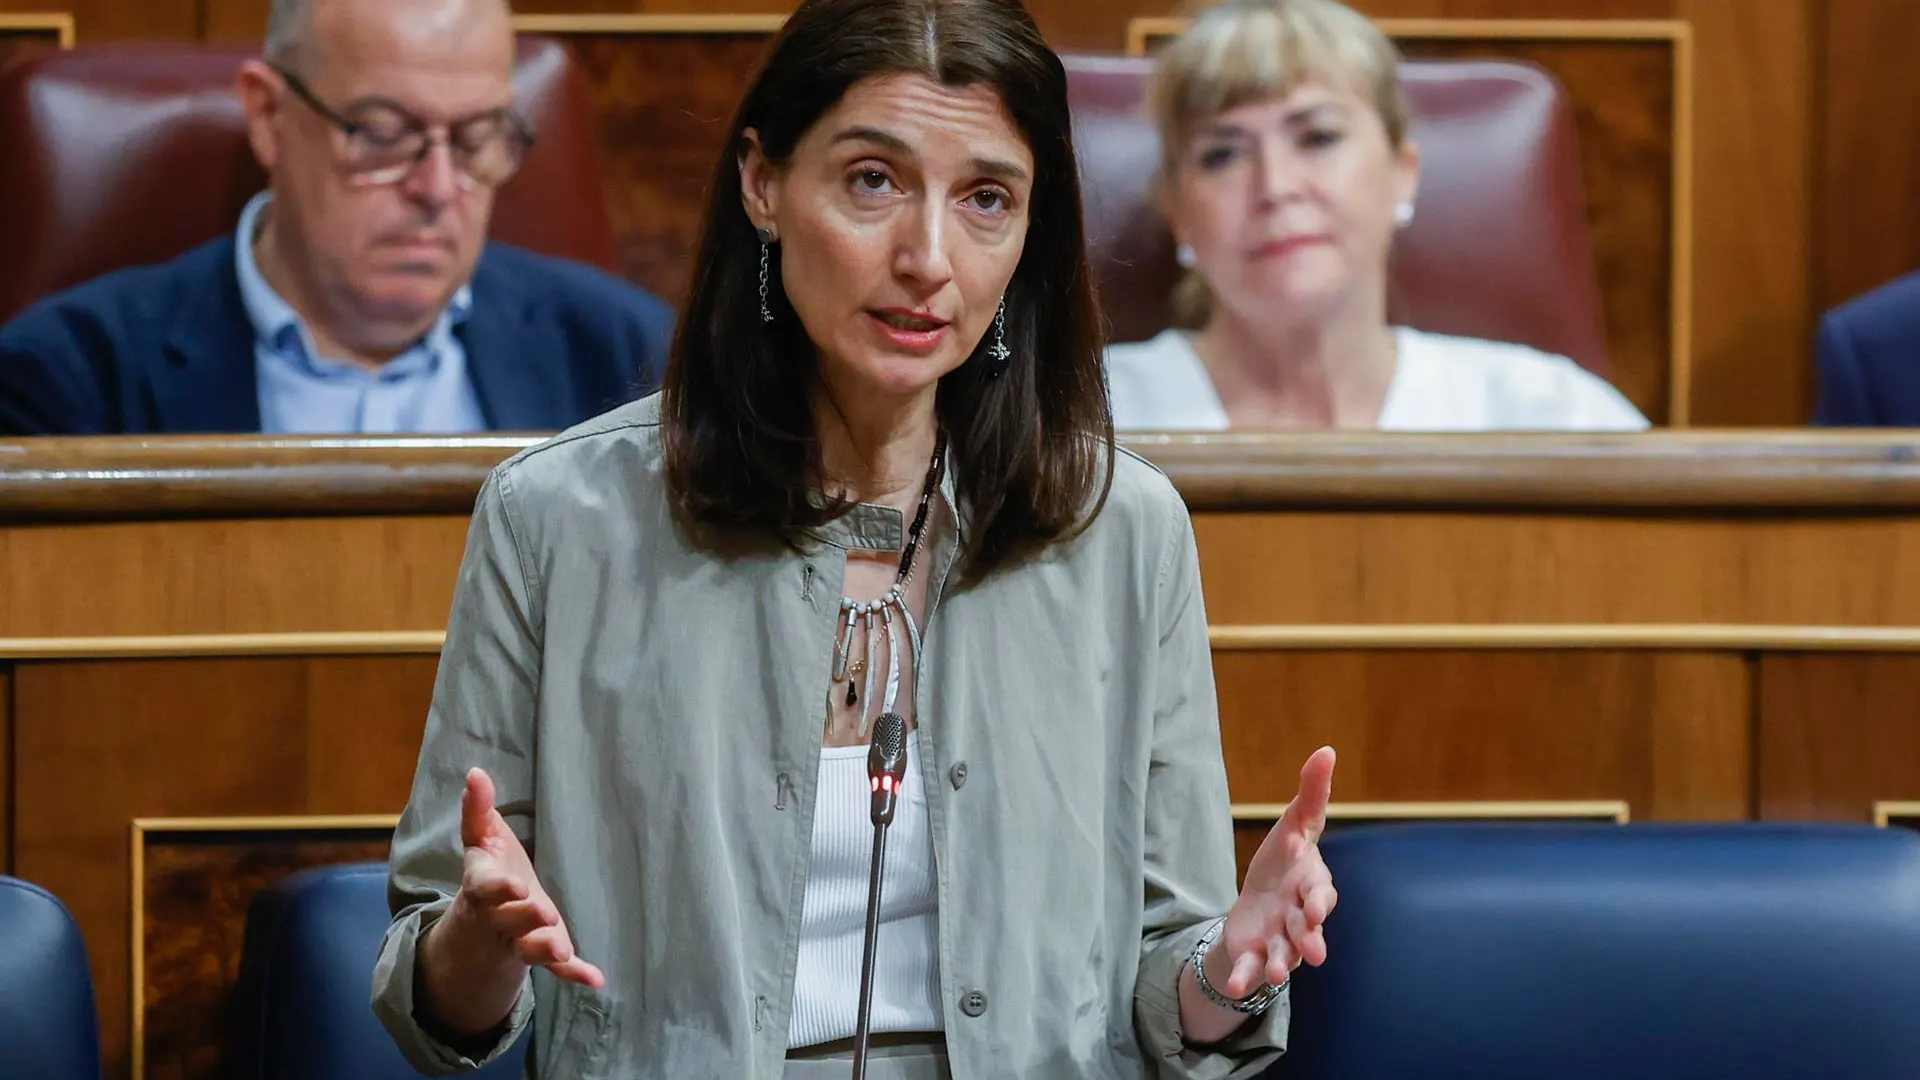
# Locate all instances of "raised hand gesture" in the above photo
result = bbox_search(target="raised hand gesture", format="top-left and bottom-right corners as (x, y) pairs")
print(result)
(446, 766), (605, 989)
(1215, 746), (1338, 997)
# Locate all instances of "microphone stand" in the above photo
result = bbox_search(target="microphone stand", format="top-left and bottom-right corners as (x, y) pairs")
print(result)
(853, 713), (909, 1080)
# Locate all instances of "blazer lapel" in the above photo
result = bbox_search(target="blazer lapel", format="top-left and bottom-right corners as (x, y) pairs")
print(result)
(157, 239), (263, 433)
(461, 250), (559, 431)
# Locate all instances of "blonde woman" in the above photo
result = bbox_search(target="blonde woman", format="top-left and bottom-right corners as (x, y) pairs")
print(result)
(1107, 0), (1647, 431)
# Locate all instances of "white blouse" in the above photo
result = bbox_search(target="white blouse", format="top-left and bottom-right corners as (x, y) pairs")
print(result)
(788, 731), (943, 1049)
(1105, 327), (1649, 432)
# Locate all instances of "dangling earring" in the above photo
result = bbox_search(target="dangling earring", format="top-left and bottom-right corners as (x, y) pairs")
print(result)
(1394, 202), (1416, 228)
(987, 297), (1012, 378)
(757, 227), (776, 323)
(1176, 243), (1198, 269)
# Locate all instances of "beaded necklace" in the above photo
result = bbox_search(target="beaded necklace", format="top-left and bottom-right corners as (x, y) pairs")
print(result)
(830, 433), (946, 739)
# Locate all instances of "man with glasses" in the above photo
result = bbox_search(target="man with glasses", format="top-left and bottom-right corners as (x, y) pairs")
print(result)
(0, 0), (673, 434)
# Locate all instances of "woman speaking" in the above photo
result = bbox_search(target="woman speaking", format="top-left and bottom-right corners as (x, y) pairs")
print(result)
(372, 0), (1337, 1076)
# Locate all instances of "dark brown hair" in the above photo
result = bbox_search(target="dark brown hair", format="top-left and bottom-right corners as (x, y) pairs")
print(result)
(662, 0), (1114, 574)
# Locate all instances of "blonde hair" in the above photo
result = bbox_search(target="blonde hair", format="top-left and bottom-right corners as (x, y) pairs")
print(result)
(1149, 0), (1409, 328)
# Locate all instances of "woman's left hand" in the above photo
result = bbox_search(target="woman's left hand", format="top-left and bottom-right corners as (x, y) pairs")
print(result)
(1215, 746), (1338, 998)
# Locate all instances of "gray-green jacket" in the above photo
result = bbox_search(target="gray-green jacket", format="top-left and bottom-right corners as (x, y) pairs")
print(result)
(372, 396), (1286, 1078)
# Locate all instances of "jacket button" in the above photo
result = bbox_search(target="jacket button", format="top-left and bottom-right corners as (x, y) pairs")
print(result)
(960, 988), (988, 1017)
(949, 761), (969, 789)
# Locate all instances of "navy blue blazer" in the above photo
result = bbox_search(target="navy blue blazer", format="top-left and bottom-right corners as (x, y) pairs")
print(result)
(0, 237), (674, 435)
(1815, 271), (1920, 426)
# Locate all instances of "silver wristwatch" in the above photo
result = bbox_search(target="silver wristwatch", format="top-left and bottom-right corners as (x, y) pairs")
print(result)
(1189, 917), (1288, 1016)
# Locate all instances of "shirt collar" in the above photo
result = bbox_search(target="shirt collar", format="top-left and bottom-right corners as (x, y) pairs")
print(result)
(232, 190), (475, 370)
(234, 191), (306, 356)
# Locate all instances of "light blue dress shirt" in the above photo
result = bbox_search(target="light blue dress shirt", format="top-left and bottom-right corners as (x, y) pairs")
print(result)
(235, 192), (487, 434)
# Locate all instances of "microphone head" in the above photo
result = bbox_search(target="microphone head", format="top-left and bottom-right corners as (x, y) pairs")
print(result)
(867, 714), (910, 825)
(868, 714), (909, 779)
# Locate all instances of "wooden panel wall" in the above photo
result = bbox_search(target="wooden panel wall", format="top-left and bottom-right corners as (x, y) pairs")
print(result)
(1817, 0), (1920, 314)
(1192, 512), (1920, 627)
(1680, 0), (1814, 426)
(0, 12), (70, 65)
(13, 638), (1920, 1078)
(1392, 32), (1677, 422)
(527, 20), (781, 305)
(140, 825), (391, 1080)
(1758, 654), (1920, 822)
(12, 655), (436, 1080)
(1216, 649), (1751, 819)
(11, 431), (1920, 1076)
(0, 1), (173, 41)
(1213, 642), (1920, 828)
(0, 517), (468, 636)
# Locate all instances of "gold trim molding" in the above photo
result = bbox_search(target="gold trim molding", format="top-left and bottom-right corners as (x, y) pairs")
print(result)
(1874, 802), (1920, 828)
(0, 631), (444, 659)
(1123, 16), (1694, 427)
(133, 813), (400, 833)
(512, 13), (785, 35)
(1209, 624), (1920, 652)
(1233, 799), (1631, 824)
(1127, 16), (1689, 51)
(0, 13), (75, 47)
(129, 814), (400, 1080)
(12, 623), (1920, 661)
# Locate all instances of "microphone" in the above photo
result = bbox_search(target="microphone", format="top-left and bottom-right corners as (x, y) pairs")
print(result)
(852, 713), (909, 1079)
(867, 712), (910, 825)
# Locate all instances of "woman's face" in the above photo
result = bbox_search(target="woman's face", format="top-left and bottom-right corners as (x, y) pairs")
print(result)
(1165, 82), (1418, 323)
(741, 73), (1035, 402)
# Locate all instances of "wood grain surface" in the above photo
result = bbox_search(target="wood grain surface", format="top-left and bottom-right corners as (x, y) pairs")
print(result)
(138, 829), (393, 1080)
(13, 432), (1920, 521)
(1758, 654), (1920, 822)
(1215, 649), (1749, 820)
(11, 656), (436, 1080)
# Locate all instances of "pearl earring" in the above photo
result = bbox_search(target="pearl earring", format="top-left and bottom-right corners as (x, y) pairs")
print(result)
(1394, 202), (1415, 228)
(1176, 243), (1198, 269)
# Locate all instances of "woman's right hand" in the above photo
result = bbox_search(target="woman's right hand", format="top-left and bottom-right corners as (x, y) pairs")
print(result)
(447, 766), (605, 987)
(418, 767), (603, 1038)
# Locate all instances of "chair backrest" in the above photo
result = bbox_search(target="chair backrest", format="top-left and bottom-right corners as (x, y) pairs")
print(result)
(232, 862), (528, 1080)
(1066, 54), (1610, 373)
(0, 876), (102, 1080)
(1272, 824), (1920, 1079)
(0, 37), (615, 326)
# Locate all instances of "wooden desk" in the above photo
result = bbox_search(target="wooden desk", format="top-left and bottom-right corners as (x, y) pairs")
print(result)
(6, 431), (1920, 1079)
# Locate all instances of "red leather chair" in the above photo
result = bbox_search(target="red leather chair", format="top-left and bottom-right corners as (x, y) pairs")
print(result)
(1065, 54), (1611, 374)
(0, 38), (615, 325)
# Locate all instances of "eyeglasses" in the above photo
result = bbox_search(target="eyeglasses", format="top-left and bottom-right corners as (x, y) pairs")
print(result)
(270, 64), (534, 190)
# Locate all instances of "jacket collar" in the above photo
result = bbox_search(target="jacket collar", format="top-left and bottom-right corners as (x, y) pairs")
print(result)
(159, 237), (264, 433)
(459, 250), (555, 431)
(801, 443), (967, 555)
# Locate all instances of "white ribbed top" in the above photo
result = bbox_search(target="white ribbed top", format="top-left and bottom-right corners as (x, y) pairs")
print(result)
(788, 731), (943, 1049)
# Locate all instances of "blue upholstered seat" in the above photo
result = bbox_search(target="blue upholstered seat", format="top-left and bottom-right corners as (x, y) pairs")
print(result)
(1270, 823), (1920, 1079)
(0, 875), (102, 1080)
(232, 861), (528, 1080)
